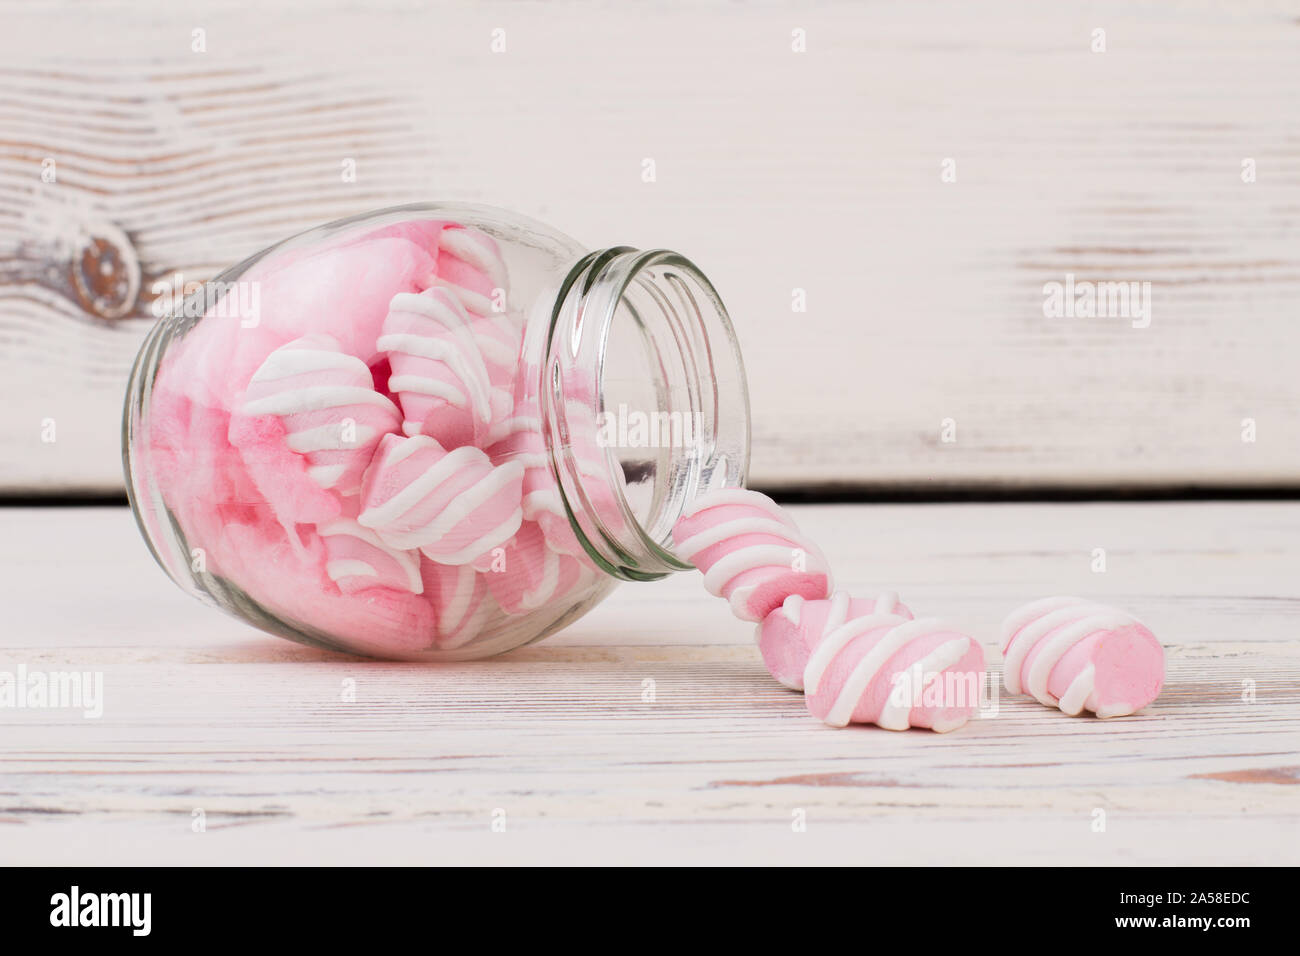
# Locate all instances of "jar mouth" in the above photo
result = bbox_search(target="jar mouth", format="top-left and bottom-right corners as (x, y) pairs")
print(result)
(544, 247), (751, 581)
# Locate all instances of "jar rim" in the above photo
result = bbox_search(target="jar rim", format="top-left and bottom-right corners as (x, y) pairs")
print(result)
(543, 246), (751, 581)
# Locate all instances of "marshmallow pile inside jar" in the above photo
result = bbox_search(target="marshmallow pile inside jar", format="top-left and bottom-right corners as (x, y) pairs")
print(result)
(136, 214), (618, 659)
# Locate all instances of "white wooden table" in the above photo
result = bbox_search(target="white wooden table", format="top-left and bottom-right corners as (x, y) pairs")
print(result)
(2, 503), (1297, 865)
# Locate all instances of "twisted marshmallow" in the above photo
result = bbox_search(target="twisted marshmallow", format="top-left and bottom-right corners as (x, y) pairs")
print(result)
(433, 225), (523, 405)
(484, 521), (597, 614)
(242, 334), (401, 495)
(485, 394), (624, 556)
(1001, 596), (1163, 717)
(483, 396), (550, 515)
(434, 224), (510, 320)
(758, 591), (912, 690)
(421, 559), (491, 649)
(759, 591), (984, 731)
(358, 433), (524, 565)
(672, 489), (832, 622)
(318, 519), (423, 595)
(378, 288), (493, 447)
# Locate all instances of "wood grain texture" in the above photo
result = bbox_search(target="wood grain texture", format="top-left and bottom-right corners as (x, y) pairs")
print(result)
(1, 503), (1296, 865)
(1, 1), (1299, 492)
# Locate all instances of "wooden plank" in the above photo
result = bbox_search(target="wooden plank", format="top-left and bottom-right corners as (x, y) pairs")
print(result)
(1, 1), (1299, 493)
(1, 502), (1296, 865)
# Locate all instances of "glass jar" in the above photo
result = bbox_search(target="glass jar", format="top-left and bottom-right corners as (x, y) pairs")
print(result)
(123, 203), (750, 660)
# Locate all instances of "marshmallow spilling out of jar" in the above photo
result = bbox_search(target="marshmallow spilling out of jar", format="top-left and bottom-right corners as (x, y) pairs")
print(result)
(124, 204), (751, 660)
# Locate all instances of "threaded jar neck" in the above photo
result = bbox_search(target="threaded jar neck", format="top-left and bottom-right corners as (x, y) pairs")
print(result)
(542, 247), (750, 581)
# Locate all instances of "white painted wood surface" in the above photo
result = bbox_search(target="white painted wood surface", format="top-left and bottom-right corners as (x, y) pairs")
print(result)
(2, 503), (1296, 865)
(2, 1), (1299, 492)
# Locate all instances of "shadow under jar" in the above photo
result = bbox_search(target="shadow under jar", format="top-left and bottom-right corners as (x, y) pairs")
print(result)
(123, 203), (750, 660)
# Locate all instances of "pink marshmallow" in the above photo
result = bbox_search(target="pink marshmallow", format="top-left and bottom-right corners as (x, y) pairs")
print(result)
(484, 522), (596, 614)
(319, 518), (423, 595)
(485, 394), (625, 557)
(430, 224), (522, 400)
(672, 488), (832, 623)
(239, 333), (401, 496)
(357, 433), (524, 565)
(1000, 596), (1164, 717)
(378, 287), (493, 447)
(768, 594), (983, 731)
(758, 591), (912, 690)
(473, 313), (525, 393)
(432, 224), (510, 318)
(227, 411), (345, 532)
(420, 558), (492, 649)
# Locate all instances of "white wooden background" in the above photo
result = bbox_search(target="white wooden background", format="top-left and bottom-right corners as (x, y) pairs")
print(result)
(3, 503), (1296, 865)
(2, 0), (1299, 493)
